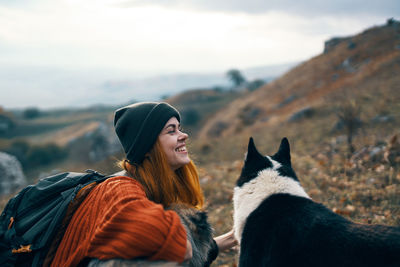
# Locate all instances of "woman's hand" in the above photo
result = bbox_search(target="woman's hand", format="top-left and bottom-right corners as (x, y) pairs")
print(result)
(214, 229), (238, 252)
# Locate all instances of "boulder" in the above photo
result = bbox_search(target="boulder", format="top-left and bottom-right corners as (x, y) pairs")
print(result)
(0, 152), (27, 195)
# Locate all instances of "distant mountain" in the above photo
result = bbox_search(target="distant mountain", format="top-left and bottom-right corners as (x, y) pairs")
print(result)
(99, 62), (298, 101)
(0, 62), (296, 110)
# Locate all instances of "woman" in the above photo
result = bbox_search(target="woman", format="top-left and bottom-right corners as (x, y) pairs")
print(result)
(51, 102), (237, 266)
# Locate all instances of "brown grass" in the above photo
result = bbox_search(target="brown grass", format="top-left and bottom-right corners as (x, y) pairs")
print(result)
(197, 131), (400, 266)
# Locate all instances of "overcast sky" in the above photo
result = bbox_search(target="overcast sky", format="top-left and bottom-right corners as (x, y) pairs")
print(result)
(0, 0), (399, 108)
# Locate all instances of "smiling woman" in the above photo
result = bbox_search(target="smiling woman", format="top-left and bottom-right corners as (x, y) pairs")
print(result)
(158, 117), (191, 171)
(50, 102), (237, 267)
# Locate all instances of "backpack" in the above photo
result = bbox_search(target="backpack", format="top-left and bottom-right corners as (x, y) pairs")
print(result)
(0, 170), (110, 267)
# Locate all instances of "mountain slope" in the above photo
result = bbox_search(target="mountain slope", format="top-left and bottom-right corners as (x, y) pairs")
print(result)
(197, 20), (400, 141)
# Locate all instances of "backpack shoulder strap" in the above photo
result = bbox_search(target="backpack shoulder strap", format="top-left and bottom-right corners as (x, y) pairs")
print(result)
(42, 173), (112, 267)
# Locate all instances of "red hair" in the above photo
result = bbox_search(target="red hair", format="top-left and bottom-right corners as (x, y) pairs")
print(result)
(120, 140), (204, 209)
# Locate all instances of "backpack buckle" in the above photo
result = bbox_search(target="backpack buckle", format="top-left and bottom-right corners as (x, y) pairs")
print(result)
(12, 244), (32, 254)
(8, 217), (14, 229)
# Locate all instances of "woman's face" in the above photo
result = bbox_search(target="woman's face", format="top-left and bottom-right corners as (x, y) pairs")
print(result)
(158, 117), (190, 170)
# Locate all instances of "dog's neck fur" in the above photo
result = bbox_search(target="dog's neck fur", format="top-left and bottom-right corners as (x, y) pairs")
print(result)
(233, 157), (310, 243)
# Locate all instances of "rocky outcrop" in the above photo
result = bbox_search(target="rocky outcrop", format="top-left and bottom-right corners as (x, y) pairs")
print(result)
(0, 114), (15, 135)
(0, 152), (27, 195)
(323, 36), (352, 54)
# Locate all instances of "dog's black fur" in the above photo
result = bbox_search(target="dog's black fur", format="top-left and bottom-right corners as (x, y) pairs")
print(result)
(234, 137), (400, 267)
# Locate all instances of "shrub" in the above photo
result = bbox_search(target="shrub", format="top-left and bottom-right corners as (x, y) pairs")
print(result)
(238, 105), (261, 126)
(207, 121), (229, 138)
(4, 140), (30, 167)
(248, 79), (265, 91)
(5, 140), (67, 169)
(26, 143), (67, 167)
(23, 107), (41, 120)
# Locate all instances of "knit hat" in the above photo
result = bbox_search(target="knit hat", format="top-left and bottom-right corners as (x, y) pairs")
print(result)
(114, 102), (181, 164)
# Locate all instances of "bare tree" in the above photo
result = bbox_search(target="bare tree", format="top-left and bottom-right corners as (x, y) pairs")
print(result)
(335, 99), (363, 158)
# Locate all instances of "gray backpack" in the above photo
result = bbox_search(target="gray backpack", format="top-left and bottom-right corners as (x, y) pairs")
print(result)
(0, 170), (109, 267)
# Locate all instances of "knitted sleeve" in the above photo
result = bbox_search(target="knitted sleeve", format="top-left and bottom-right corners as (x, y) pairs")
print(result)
(88, 197), (187, 262)
(87, 177), (187, 263)
(51, 176), (187, 267)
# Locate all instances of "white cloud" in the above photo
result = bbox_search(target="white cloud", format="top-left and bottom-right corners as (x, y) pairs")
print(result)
(0, 1), (394, 72)
(0, 0), (397, 108)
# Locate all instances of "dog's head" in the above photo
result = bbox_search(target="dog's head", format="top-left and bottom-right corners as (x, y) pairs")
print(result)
(233, 137), (309, 241)
(233, 137), (308, 240)
(236, 137), (298, 187)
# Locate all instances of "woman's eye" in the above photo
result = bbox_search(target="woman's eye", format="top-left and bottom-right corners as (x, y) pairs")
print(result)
(166, 125), (182, 134)
(167, 128), (176, 134)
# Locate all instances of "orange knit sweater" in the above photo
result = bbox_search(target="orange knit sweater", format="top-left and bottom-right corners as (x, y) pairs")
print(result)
(51, 176), (187, 267)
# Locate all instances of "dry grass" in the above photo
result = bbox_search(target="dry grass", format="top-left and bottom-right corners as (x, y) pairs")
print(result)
(197, 132), (400, 266)
(29, 121), (100, 146)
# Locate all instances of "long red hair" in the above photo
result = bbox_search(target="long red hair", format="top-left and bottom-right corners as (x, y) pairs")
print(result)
(120, 140), (204, 209)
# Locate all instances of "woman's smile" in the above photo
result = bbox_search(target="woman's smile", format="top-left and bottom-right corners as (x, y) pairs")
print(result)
(158, 117), (190, 170)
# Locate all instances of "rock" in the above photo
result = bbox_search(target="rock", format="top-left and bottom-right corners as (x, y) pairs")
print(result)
(369, 146), (385, 162)
(0, 114), (15, 134)
(0, 152), (27, 195)
(372, 115), (395, 123)
(342, 58), (356, 73)
(67, 121), (120, 163)
(288, 106), (315, 122)
(347, 41), (356, 50)
(276, 95), (297, 109)
(323, 36), (352, 53)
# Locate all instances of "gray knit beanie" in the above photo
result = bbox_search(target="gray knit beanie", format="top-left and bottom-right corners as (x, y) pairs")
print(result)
(114, 102), (181, 164)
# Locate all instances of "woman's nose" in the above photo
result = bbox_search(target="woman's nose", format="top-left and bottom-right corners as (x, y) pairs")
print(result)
(178, 131), (188, 141)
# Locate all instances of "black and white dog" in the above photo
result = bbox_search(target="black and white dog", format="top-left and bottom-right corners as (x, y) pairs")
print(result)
(233, 137), (400, 267)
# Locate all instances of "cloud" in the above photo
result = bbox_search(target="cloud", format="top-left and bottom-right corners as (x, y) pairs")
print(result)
(0, 2), (325, 72)
(118, 0), (400, 17)
(0, 0), (398, 109)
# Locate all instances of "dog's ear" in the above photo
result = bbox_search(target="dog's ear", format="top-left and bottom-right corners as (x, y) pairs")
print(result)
(246, 137), (264, 161)
(248, 137), (256, 153)
(274, 137), (291, 166)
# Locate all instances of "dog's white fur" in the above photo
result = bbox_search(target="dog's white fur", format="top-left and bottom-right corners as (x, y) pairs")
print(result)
(233, 156), (310, 243)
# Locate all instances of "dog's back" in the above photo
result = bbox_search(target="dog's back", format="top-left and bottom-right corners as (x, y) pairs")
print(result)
(240, 193), (400, 267)
(234, 138), (400, 267)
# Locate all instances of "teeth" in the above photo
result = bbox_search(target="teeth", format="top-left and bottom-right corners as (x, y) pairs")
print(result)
(176, 146), (186, 152)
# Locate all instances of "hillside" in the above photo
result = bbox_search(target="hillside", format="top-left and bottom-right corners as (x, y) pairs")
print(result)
(197, 20), (400, 144)
(188, 20), (400, 266)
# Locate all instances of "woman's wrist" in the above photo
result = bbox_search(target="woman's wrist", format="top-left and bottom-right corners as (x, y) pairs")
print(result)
(214, 229), (238, 252)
